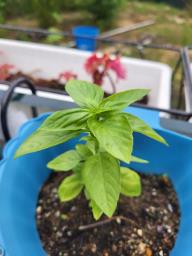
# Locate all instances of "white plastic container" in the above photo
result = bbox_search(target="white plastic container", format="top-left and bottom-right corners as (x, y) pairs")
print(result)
(0, 39), (172, 137)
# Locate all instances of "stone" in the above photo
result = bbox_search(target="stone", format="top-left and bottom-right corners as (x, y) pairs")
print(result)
(138, 242), (146, 254)
(36, 206), (42, 214)
(137, 229), (143, 237)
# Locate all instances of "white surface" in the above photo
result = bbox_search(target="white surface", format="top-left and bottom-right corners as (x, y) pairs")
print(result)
(0, 39), (172, 137)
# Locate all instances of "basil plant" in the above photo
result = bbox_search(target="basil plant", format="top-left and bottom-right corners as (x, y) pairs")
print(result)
(15, 80), (167, 220)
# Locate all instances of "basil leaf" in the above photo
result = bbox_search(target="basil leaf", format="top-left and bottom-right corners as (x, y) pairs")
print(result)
(124, 113), (168, 145)
(47, 150), (81, 171)
(41, 108), (89, 131)
(66, 80), (104, 109)
(15, 129), (80, 158)
(58, 174), (83, 202)
(100, 89), (149, 111)
(15, 108), (89, 158)
(90, 200), (103, 220)
(88, 114), (133, 163)
(84, 188), (90, 200)
(81, 136), (98, 154)
(76, 144), (92, 160)
(82, 152), (120, 217)
(131, 155), (148, 164)
(120, 167), (141, 197)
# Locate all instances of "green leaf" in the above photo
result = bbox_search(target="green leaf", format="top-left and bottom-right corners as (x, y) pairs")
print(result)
(124, 113), (168, 145)
(81, 136), (98, 154)
(100, 89), (149, 111)
(15, 108), (89, 158)
(120, 167), (141, 197)
(90, 200), (103, 220)
(131, 155), (148, 164)
(47, 150), (81, 171)
(66, 80), (104, 109)
(41, 108), (89, 131)
(58, 174), (83, 202)
(88, 114), (133, 163)
(15, 129), (80, 158)
(84, 188), (90, 200)
(76, 144), (92, 159)
(86, 188), (103, 219)
(73, 163), (83, 174)
(82, 152), (120, 217)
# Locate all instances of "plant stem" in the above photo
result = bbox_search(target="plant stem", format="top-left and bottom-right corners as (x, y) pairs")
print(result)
(78, 215), (138, 231)
(106, 72), (116, 94)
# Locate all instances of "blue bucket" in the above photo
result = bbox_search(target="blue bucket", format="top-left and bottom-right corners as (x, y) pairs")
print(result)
(0, 107), (192, 256)
(72, 26), (100, 51)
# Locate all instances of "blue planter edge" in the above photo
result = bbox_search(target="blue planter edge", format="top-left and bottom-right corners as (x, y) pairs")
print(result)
(0, 108), (192, 256)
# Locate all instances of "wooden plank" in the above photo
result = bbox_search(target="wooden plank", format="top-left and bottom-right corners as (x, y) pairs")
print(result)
(99, 20), (156, 39)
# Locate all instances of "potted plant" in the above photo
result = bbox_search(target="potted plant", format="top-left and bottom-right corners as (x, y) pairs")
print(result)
(0, 80), (191, 256)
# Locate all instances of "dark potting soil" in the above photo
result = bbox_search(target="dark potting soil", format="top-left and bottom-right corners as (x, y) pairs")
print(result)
(7, 72), (64, 91)
(36, 172), (180, 256)
(7, 73), (149, 104)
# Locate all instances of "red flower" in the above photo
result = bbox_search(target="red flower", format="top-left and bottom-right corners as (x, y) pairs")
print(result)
(0, 64), (15, 80)
(85, 53), (101, 74)
(108, 57), (126, 79)
(84, 53), (126, 87)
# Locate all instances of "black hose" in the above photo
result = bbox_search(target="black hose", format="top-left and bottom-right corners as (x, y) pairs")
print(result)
(0, 77), (38, 141)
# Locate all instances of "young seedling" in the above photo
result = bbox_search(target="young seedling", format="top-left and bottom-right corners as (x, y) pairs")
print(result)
(15, 80), (167, 220)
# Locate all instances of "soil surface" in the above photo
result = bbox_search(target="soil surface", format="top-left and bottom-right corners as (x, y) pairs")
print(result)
(8, 72), (64, 91)
(36, 172), (180, 256)
(7, 73), (149, 104)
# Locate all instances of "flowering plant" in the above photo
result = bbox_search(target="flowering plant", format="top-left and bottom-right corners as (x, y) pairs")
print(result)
(0, 64), (14, 80)
(85, 53), (126, 93)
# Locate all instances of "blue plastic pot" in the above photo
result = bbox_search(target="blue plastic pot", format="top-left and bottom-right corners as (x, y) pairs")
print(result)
(0, 107), (192, 256)
(72, 26), (100, 51)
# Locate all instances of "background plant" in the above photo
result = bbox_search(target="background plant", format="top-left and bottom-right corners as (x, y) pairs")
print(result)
(15, 80), (167, 219)
(0, 64), (14, 80)
(0, 0), (6, 23)
(84, 0), (125, 29)
(85, 52), (126, 93)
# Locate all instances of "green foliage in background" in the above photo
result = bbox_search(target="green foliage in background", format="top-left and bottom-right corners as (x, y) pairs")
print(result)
(44, 28), (63, 44)
(5, 0), (33, 17)
(0, 0), (6, 23)
(2, 0), (125, 29)
(15, 80), (167, 219)
(1, 0), (191, 31)
(31, 0), (58, 28)
(85, 0), (125, 29)
(138, 0), (186, 8)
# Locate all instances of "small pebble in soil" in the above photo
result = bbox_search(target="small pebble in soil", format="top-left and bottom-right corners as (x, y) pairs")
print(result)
(36, 173), (180, 256)
(137, 229), (143, 237)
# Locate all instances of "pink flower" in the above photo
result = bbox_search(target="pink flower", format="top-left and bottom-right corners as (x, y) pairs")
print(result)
(108, 57), (126, 79)
(59, 71), (77, 82)
(84, 53), (126, 87)
(0, 64), (15, 80)
(85, 53), (101, 74)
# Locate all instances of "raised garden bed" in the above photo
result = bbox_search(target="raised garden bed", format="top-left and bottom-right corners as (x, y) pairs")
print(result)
(0, 38), (172, 108)
(6, 72), (148, 104)
(0, 39), (172, 139)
